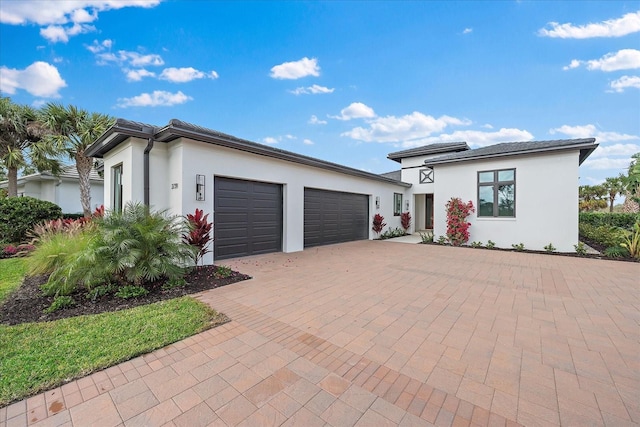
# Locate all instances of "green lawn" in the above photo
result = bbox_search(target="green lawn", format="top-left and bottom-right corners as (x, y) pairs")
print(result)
(0, 258), (26, 303)
(0, 258), (224, 406)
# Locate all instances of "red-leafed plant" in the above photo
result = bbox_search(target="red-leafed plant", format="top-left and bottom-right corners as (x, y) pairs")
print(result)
(400, 212), (411, 232)
(445, 198), (475, 246)
(93, 205), (105, 218)
(372, 213), (386, 236)
(182, 208), (213, 266)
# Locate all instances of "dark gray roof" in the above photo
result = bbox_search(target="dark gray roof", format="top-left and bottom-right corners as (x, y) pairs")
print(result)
(387, 142), (470, 163)
(86, 118), (411, 187)
(380, 170), (401, 181)
(424, 138), (598, 166)
(0, 165), (102, 187)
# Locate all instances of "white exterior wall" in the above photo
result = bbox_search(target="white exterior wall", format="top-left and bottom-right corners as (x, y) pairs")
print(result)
(102, 138), (146, 210)
(432, 151), (580, 252)
(103, 137), (409, 264)
(12, 178), (103, 214)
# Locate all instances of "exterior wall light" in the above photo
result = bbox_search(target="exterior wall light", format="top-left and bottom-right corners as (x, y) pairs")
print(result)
(375, 196), (380, 209)
(196, 175), (205, 201)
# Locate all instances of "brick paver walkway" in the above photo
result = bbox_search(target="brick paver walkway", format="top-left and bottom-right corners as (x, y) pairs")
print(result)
(2, 241), (638, 426)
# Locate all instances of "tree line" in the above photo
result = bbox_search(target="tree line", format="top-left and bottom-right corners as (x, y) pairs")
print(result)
(0, 97), (114, 217)
(579, 153), (640, 212)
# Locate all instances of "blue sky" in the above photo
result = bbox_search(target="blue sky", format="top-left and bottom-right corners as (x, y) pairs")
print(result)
(1, 1), (639, 184)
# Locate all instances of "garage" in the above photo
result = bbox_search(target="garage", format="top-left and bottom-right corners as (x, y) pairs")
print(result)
(304, 188), (369, 248)
(214, 177), (283, 259)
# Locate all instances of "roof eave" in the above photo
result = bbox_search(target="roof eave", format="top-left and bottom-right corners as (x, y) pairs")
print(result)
(85, 120), (155, 158)
(425, 142), (599, 167)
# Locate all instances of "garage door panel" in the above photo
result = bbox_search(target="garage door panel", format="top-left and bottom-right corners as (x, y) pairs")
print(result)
(304, 188), (369, 248)
(215, 177), (283, 259)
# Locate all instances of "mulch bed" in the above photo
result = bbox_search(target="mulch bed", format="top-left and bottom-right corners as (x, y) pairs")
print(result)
(0, 266), (251, 326)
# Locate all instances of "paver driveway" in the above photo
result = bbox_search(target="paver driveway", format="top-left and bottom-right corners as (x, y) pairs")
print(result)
(3, 241), (639, 426)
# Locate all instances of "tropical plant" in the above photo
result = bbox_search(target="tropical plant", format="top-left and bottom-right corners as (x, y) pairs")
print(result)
(621, 222), (640, 259)
(379, 227), (407, 239)
(182, 208), (213, 266)
(115, 285), (149, 299)
(418, 231), (433, 243)
(372, 214), (386, 236)
(624, 153), (640, 205)
(603, 175), (625, 212)
(436, 235), (447, 245)
(544, 243), (556, 252)
(0, 97), (62, 197)
(578, 185), (608, 212)
(471, 241), (483, 248)
(30, 231), (95, 280)
(44, 296), (75, 313)
(41, 104), (114, 217)
(511, 243), (525, 251)
(400, 212), (411, 232)
(0, 196), (62, 243)
(43, 203), (197, 296)
(603, 246), (629, 259)
(574, 242), (587, 256)
(486, 240), (496, 249)
(214, 265), (232, 279)
(445, 198), (475, 246)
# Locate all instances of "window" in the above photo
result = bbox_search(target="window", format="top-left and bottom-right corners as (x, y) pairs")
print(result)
(112, 164), (123, 213)
(393, 193), (402, 216)
(478, 169), (515, 217)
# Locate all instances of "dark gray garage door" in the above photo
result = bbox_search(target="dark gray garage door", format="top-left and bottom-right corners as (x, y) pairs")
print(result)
(214, 177), (283, 259)
(304, 188), (369, 248)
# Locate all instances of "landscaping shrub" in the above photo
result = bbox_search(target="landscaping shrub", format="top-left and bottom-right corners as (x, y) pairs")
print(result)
(445, 198), (474, 246)
(579, 212), (639, 231)
(621, 222), (640, 259)
(372, 214), (386, 236)
(30, 231), (95, 278)
(379, 227), (406, 239)
(0, 197), (62, 243)
(400, 212), (411, 232)
(115, 285), (149, 299)
(578, 223), (627, 248)
(42, 203), (197, 296)
(182, 208), (213, 266)
(44, 296), (75, 313)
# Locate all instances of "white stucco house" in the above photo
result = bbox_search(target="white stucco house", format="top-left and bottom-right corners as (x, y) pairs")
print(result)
(85, 118), (597, 263)
(0, 165), (104, 214)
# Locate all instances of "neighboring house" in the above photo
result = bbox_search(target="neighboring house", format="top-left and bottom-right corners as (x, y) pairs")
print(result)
(0, 165), (104, 214)
(86, 118), (597, 262)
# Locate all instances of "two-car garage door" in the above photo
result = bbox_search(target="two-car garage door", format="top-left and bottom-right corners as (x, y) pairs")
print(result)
(214, 177), (369, 259)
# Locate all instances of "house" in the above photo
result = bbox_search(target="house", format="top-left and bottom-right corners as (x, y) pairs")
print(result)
(0, 165), (104, 214)
(85, 118), (597, 263)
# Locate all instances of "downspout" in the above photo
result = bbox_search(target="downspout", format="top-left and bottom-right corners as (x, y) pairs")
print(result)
(143, 136), (154, 207)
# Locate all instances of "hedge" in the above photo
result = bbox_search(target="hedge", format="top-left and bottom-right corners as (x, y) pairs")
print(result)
(578, 212), (639, 230)
(0, 197), (62, 243)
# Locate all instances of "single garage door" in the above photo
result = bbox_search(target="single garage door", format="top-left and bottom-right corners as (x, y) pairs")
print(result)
(214, 177), (283, 259)
(304, 188), (369, 248)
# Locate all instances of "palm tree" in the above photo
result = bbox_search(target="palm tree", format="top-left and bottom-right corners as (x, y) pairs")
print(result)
(41, 104), (114, 217)
(626, 153), (640, 204)
(0, 97), (62, 197)
(603, 175), (625, 212)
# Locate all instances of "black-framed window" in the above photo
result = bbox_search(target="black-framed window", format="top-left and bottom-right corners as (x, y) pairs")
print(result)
(393, 193), (402, 216)
(478, 169), (515, 217)
(112, 164), (123, 213)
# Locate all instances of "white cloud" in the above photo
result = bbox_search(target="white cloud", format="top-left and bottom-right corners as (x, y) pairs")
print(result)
(562, 59), (582, 71)
(539, 11), (640, 39)
(159, 67), (219, 82)
(97, 50), (164, 67)
(303, 139), (314, 145)
(0, 61), (66, 97)
(308, 115), (327, 125)
(587, 49), (640, 71)
(342, 111), (471, 143)
(331, 102), (376, 121)
(1, 1), (161, 42)
(462, 28), (473, 34)
(582, 157), (635, 170)
(124, 68), (156, 82)
(289, 84), (334, 95)
(610, 75), (640, 92)
(565, 49), (640, 72)
(550, 124), (638, 142)
(262, 137), (279, 145)
(590, 143), (640, 158)
(261, 135), (297, 145)
(31, 99), (46, 108)
(87, 39), (113, 53)
(481, 123), (493, 129)
(117, 90), (192, 107)
(270, 57), (320, 80)
(398, 128), (534, 149)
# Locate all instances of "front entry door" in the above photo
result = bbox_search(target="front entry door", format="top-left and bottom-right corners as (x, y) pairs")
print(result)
(426, 194), (434, 229)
